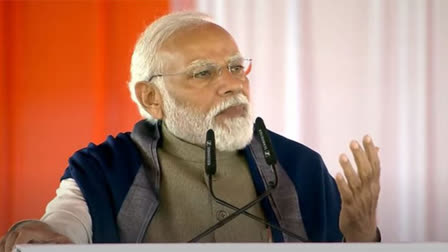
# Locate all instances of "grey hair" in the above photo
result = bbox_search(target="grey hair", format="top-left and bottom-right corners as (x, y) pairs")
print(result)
(129, 11), (214, 122)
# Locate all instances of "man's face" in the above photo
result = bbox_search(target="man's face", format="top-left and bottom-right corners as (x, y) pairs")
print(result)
(159, 23), (250, 123)
(156, 23), (253, 151)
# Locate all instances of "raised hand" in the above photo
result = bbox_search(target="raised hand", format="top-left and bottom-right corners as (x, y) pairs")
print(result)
(335, 135), (381, 242)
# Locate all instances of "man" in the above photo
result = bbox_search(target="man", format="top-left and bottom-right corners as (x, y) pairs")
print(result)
(0, 11), (381, 251)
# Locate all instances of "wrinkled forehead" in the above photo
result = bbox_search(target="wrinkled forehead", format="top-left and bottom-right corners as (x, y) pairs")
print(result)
(158, 23), (241, 71)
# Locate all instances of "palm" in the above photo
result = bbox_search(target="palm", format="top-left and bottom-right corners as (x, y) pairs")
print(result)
(335, 135), (381, 242)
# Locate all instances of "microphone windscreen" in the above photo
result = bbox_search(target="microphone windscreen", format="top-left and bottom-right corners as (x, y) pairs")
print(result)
(255, 117), (277, 165)
(205, 129), (217, 175)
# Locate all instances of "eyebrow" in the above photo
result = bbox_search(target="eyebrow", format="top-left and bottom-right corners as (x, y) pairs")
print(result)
(187, 53), (244, 69)
(227, 53), (243, 62)
(188, 59), (212, 69)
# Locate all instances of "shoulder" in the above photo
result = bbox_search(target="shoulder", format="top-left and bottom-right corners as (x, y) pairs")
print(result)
(268, 130), (324, 173)
(60, 132), (142, 243)
(267, 130), (332, 197)
(71, 133), (138, 165)
(63, 132), (142, 180)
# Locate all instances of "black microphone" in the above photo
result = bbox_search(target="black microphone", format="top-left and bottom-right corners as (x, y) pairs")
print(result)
(252, 117), (308, 241)
(189, 128), (278, 242)
(205, 154), (308, 240)
(255, 117), (277, 165)
(204, 129), (280, 235)
(189, 122), (308, 242)
(205, 129), (216, 176)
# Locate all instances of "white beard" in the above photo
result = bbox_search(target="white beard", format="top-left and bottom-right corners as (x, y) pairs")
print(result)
(159, 86), (254, 151)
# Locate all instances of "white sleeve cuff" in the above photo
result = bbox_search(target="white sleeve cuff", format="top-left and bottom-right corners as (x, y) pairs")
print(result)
(40, 178), (92, 244)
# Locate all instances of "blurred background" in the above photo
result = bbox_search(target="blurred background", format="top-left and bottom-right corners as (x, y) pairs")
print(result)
(0, 0), (447, 242)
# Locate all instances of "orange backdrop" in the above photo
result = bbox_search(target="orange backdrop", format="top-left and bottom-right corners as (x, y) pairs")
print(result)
(0, 0), (170, 234)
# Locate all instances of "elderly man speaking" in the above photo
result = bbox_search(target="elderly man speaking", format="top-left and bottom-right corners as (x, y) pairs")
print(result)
(0, 11), (381, 250)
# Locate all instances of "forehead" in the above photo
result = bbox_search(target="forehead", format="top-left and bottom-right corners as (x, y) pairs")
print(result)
(159, 23), (240, 68)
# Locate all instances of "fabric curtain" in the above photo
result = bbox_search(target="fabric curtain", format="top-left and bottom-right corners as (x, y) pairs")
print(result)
(171, 0), (448, 242)
(0, 0), (169, 234)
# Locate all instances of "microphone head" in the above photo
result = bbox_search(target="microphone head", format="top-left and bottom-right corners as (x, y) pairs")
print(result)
(255, 117), (277, 165)
(205, 129), (217, 175)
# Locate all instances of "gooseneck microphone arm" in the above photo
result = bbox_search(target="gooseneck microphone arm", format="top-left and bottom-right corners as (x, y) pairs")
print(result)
(205, 129), (280, 230)
(189, 118), (308, 242)
(189, 129), (278, 242)
(210, 118), (308, 242)
(189, 176), (277, 242)
(207, 172), (308, 242)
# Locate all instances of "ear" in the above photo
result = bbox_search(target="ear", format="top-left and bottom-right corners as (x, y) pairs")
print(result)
(135, 81), (164, 120)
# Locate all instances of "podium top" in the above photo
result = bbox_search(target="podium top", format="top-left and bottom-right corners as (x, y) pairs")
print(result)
(14, 243), (448, 252)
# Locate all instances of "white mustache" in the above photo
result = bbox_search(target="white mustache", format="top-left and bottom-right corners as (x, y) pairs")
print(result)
(206, 94), (250, 120)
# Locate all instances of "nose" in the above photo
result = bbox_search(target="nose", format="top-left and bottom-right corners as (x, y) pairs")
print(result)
(215, 68), (246, 96)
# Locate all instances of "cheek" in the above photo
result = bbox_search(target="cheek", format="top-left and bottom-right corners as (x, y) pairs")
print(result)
(243, 80), (251, 99)
(187, 89), (217, 114)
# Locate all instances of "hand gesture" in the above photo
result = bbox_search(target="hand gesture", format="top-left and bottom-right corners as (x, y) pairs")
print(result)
(335, 135), (381, 242)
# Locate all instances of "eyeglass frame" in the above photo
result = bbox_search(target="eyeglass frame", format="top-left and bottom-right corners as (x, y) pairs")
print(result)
(147, 57), (252, 83)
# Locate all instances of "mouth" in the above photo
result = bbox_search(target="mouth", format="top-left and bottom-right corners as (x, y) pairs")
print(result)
(216, 104), (247, 119)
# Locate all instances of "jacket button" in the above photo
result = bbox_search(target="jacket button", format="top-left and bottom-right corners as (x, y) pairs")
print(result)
(216, 210), (228, 221)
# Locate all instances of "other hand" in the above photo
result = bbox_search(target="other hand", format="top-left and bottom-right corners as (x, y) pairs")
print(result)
(0, 221), (72, 252)
(335, 135), (381, 242)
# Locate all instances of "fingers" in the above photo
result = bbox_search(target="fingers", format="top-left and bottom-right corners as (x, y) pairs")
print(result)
(362, 136), (381, 213)
(339, 154), (362, 192)
(4, 232), (18, 252)
(362, 135), (381, 182)
(349, 140), (372, 183)
(14, 231), (34, 245)
(52, 235), (73, 244)
(30, 234), (73, 244)
(341, 136), (381, 217)
(335, 172), (354, 205)
(0, 235), (5, 252)
(337, 135), (381, 242)
(0, 221), (72, 252)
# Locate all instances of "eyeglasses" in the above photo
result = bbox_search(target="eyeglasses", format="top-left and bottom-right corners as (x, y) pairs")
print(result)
(148, 58), (252, 83)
